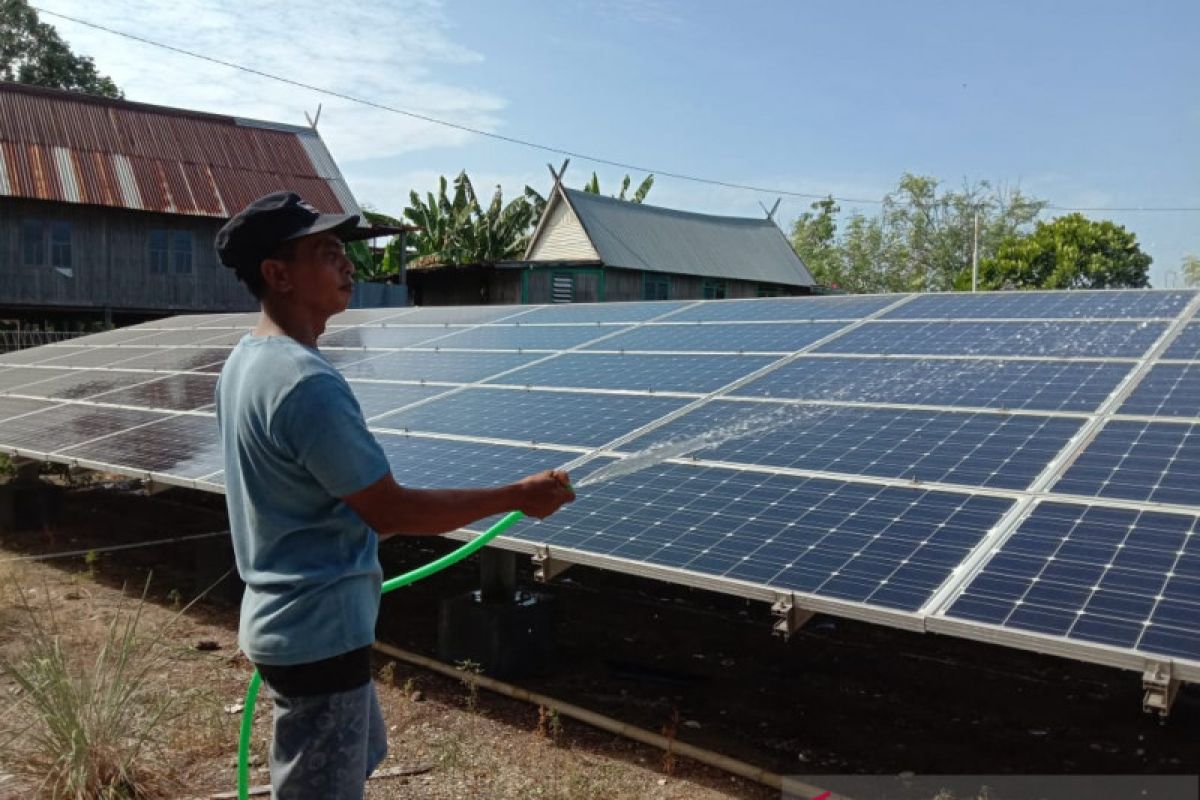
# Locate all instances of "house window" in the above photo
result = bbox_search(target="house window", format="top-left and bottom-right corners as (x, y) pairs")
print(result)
(149, 229), (192, 274)
(551, 272), (575, 304)
(49, 222), (72, 270)
(701, 278), (727, 300)
(148, 230), (169, 274)
(21, 220), (44, 266)
(643, 272), (670, 301)
(757, 284), (784, 298)
(171, 231), (193, 274)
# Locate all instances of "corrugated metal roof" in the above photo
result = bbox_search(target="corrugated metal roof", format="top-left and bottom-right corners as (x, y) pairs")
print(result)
(0, 82), (359, 217)
(531, 186), (814, 287)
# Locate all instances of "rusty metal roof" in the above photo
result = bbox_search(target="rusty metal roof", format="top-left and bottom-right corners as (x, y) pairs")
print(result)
(0, 82), (360, 218)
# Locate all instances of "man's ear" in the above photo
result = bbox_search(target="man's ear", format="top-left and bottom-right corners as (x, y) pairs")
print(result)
(260, 258), (294, 294)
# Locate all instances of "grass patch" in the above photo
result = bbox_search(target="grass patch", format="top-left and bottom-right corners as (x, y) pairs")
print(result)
(0, 578), (186, 798)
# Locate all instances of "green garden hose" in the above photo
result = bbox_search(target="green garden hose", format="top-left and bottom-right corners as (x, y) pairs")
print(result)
(236, 508), (529, 799)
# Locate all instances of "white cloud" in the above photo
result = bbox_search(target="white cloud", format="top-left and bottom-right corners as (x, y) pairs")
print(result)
(36, 0), (506, 160)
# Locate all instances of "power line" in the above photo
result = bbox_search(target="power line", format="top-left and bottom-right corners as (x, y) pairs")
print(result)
(32, 6), (1200, 214)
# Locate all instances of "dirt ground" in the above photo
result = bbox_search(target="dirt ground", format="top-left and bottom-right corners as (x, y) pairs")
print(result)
(1, 482), (1197, 799)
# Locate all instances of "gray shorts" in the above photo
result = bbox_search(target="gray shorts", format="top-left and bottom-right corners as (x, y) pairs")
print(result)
(265, 679), (388, 799)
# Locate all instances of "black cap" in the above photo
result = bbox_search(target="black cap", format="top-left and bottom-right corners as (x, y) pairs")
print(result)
(215, 191), (402, 276)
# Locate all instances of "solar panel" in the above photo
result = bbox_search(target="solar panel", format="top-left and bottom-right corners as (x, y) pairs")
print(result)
(619, 400), (1084, 490)
(3, 288), (1200, 687)
(0, 369), (158, 401)
(86, 374), (218, 412)
(733, 357), (1133, 413)
(1163, 323), (1200, 361)
(372, 387), (691, 447)
(486, 353), (777, 393)
(668, 295), (896, 322)
(815, 321), (1166, 358)
(340, 351), (542, 384)
(499, 463), (1014, 612)
(319, 327), (457, 349)
(582, 322), (848, 353)
(111, 347), (232, 372)
(0, 403), (164, 454)
(515, 301), (691, 324)
(1118, 364), (1200, 419)
(942, 502), (1200, 661)
(429, 325), (625, 351)
(0, 345), (90, 365)
(882, 290), (1194, 320)
(1052, 420), (1200, 506)
(60, 414), (223, 479)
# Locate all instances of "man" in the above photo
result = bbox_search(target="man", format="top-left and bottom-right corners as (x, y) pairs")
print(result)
(214, 191), (574, 798)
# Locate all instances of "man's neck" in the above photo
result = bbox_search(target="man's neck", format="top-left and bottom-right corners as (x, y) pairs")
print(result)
(253, 301), (326, 348)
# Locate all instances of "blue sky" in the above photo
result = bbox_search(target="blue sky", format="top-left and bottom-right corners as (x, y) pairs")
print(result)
(41, 0), (1199, 287)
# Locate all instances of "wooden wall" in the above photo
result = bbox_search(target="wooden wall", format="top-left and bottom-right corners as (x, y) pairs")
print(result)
(0, 198), (256, 314)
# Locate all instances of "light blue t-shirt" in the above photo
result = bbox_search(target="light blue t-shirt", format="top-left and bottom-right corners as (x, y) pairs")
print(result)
(216, 335), (390, 666)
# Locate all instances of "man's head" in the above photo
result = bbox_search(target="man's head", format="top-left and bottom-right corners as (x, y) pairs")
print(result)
(215, 191), (399, 306)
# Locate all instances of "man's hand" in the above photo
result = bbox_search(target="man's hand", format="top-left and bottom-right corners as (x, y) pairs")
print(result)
(514, 470), (575, 519)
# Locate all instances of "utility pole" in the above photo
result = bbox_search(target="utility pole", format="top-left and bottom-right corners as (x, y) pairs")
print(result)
(971, 208), (980, 293)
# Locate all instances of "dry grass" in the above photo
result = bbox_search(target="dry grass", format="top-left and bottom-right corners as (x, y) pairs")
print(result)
(0, 565), (239, 799)
(0, 544), (763, 800)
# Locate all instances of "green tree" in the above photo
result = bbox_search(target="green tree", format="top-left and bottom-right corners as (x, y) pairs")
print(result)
(402, 171), (542, 268)
(788, 196), (841, 286)
(583, 172), (655, 203)
(1180, 254), (1200, 288)
(790, 174), (1045, 293)
(0, 0), (122, 97)
(974, 214), (1152, 290)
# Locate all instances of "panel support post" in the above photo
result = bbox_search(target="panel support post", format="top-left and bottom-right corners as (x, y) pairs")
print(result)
(1142, 662), (1180, 717)
(532, 546), (571, 583)
(771, 593), (813, 640)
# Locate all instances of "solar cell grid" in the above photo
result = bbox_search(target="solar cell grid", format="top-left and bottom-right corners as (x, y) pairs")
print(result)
(376, 434), (573, 492)
(816, 321), (1166, 358)
(29, 347), (157, 369)
(119, 329), (247, 347)
(89, 373), (218, 412)
(349, 382), (448, 419)
(59, 414), (222, 478)
(340, 350), (541, 383)
(945, 502), (1200, 661)
(583, 322), (847, 353)
(0, 396), (57, 422)
(515, 301), (691, 324)
(431, 324), (624, 351)
(1053, 420), (1200, 507)
(516, 463), (1013, 612)
(1163, 323), (1200, 361)
(668, 295), (897, 322)
(1, 369), (155, 401)
(1118, 364), (1200, 419)
(883, 290), (1195, 321)
(619, 400), (1084, 490)
(372, 387), (691, 447)
(0, 345), (90, 365)
(486, 352), (777, 393)
(734, 357), (1132, 413)
(319, 327), (454, 349)
(0, 403), (166, 454)
(0, 367), (72, 393)
(112, 347), (232, 372)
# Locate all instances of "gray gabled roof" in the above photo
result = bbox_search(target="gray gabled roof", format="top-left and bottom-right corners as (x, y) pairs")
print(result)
(525, 185), (814, 287)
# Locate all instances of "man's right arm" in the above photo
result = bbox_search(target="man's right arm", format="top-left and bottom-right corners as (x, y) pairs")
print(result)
(342, 470), (574, 538)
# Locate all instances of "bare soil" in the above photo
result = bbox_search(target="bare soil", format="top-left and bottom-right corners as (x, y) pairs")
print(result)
(1, 482), (1197, 798)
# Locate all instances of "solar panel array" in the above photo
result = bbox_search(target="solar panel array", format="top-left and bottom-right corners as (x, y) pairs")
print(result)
(1, 288), (1198, 680)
